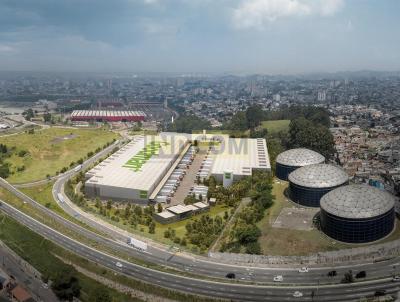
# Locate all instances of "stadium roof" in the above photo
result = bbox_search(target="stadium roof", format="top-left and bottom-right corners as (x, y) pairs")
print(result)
(288, 164), (348, 188)
(276, 148), (325, 167)
(320, 185), (396, 219)
(71, 110), (146, 117)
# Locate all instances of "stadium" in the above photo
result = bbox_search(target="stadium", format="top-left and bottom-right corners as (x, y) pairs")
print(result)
(70, 110), (146, 122)
(320, 185), (396, 243)
(275, 148), (325, 181)
(288, 164), (349, 207)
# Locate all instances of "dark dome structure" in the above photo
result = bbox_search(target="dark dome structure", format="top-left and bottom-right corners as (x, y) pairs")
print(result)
(288, 164), (348, 207)
(320, 185), (396, 243)
(275, 148), (325, 180)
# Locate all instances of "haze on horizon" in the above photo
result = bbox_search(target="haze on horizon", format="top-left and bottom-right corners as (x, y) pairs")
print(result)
(0, 0), (399, 74)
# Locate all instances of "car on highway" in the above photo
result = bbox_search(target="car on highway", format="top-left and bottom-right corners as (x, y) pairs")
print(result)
(298, 267), (309, 273)
(392, 276), (400, 282)
(115, 261), (123, 268)
(355, 271), (366, 279)
(225, 273), (235, 279)
(293, 291), (303, 298)
(374, 290), (386, 297)
(327, 270), (337, 277)
(273, 275), (283, 282)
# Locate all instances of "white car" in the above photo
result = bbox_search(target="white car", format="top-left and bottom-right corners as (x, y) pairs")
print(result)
(115, 262), (123, 268)
(273, 275), (283, 282)
(293, 291), (303, 298)
(392, 276), (400, 282)
(298, 267), (309, 273)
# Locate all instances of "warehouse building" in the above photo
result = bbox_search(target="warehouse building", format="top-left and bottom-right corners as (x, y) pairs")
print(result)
(275, 148), (325, 181)
(320, 185), (396, 243)
(288, 164), (349, 207)
(85, 133), (188, 203)
(71, 110), (146, 122)
(207, 137), (270, 186)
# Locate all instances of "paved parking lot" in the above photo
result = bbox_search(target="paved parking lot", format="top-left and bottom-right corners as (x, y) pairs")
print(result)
(170, 148), (207, 205)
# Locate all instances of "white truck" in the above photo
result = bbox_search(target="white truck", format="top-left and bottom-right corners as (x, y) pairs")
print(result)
(127, 237), (147, 251)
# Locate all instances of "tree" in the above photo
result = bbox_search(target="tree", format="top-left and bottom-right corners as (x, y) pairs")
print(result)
(287, 117), (335, 159)
(149, 221), (156, 234)
(167, 114), (211, 133)
(157, 203), (163, 213)
(245, 105), (264, 129)
(88, 286), (111, 302)
(341, 270), (354, 283)
(0, 162), (10, 178)
(43, 112), (52, 123)
(245, 241), (262, 254)
(234, 223), (261, 244)
(51, 266), (81, 301)
(225, 111), (248, 131)
(22, 108), (34, 121)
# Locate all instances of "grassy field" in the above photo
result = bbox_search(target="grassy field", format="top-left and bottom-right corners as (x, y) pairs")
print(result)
(257, 180), (400, 256)
(2, 127), (119, 183)
(260, 120), (290, 134)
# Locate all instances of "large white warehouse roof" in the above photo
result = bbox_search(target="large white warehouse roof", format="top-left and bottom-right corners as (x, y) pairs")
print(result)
(86, 133), (188, 195)
(209, 137), (270, 177)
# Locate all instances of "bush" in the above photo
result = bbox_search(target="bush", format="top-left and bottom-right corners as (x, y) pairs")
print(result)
(245, 242), (262, 254)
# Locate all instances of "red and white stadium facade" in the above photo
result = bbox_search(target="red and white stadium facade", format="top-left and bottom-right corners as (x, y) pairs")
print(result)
(70, 110), (146, 122)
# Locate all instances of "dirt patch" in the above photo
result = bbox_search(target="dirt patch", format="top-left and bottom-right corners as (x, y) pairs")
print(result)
(50, 134), (77, 144)
(272, 207), (319, 231)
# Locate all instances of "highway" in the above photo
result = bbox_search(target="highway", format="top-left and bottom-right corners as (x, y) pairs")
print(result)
(2, 199), (400, 302)
(0, 140), (400, 300)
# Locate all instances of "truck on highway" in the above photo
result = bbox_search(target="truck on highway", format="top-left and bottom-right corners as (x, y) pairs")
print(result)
(127, 237), (147, 251)
(57, 193), (65, 203)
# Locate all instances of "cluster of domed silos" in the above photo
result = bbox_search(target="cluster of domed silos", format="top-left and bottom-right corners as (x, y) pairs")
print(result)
(275, 148), (396, 243)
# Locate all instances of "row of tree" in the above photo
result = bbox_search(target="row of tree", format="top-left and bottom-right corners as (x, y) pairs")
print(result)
(221, 172), (274, 254)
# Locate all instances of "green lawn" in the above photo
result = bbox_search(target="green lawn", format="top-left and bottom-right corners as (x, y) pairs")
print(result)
(260, 120), (290, 134)
(2, 127), (119, 183)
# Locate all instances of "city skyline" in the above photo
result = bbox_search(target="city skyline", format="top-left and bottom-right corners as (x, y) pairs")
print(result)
(1, 0), (400, 73)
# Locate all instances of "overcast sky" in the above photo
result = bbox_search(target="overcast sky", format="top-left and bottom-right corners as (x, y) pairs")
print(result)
(1, 0), (399, 74)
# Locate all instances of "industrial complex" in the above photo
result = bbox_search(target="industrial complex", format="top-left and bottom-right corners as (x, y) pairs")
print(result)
(70, 110), (146, 122)
(275, 148), (325, 181)
(85, 132), (271, 204)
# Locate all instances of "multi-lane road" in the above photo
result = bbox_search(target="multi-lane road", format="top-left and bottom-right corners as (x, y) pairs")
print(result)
(1, 140), (400, 300)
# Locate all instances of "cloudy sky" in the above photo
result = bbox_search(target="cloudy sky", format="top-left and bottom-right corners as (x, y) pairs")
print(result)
(1, 0), (399, 74)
